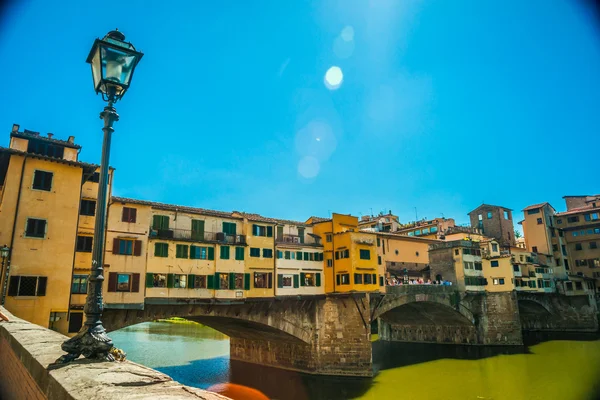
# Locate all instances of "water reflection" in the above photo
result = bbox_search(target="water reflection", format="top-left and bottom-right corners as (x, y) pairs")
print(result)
(113, 322), (600, 400)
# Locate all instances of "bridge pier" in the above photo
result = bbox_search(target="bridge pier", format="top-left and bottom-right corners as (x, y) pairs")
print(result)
(103, 294), (373, 377)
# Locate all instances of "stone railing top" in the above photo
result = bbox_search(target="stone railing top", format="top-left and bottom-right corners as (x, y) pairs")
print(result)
(385, 285), (458, 295)
(0, 307), (231, 400)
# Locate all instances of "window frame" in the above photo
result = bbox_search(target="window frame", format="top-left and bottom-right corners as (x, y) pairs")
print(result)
(116, 273), (132, 292)
(71, 274), (88, 294)
(32, 169), (53, 192)
(80, 199), (96, 217)
(24, 217), (47, 239)
(76, 235), (93, 253)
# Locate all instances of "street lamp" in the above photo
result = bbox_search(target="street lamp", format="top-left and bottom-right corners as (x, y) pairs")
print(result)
(0, 245), (9, 305)
(59, 30), (143, 363)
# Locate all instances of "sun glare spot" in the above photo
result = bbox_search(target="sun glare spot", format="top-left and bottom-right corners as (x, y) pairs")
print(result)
(298, 156), (320, 179)
(341, 26), (354, 42)
(324, 66), (343, 90)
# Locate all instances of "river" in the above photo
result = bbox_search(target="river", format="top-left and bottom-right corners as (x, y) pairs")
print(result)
(110, 322), (600, 400)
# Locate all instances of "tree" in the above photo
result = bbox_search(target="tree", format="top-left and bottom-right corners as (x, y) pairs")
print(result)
(514, 230), (522, 239)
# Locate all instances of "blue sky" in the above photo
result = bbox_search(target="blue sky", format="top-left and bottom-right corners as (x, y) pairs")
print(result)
(1, 1), (599, 227)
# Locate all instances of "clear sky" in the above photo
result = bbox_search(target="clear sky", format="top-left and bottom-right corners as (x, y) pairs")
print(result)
(1, 0), (599, 227)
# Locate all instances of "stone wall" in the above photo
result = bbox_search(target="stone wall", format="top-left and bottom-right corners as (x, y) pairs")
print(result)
(0, 307), (230, 400)
(469, 292), (523, 345)
(518, 293), (599, 332)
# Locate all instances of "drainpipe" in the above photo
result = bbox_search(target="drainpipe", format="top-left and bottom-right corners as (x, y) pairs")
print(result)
(66, 170), (86, 325)
(1, 154), (28, 305)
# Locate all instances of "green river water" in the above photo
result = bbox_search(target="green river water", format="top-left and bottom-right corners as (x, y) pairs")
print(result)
(110, 322), (600, 400)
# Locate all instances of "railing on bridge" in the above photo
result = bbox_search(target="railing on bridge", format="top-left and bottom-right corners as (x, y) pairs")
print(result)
(384, 285), (458, 295)
(275, 234), (321, 246)
(149, 228), (246, 245)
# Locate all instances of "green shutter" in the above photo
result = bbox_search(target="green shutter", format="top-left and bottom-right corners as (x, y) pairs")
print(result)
(154, 243), (160, 257)
(303, 252), (309, 261)
(244, 273), (251, 290)
(377, 237), (380, 247)
(235, 247), (244, 260)
(207, 275), (214, 289)
(152, 215), (161, 229)
(285, 251), (290, 259)
(267, 226), (273, 237)
(208, 247), (214, 260)
(145, 273), (154, 288)
(167, 274), (174, 288)
(296, 251), (302, 260)
(277, 250), (283, 259)
(192, 220), (205, 240)
(229, 273), (236, 289)
(190, 245), (197, 259)
(298, 228), (305, 243)
(293, 275), (299, 288)
(277, 274), (284, 288)
(300, 272), (305, 286)
(220, 246), (229, 259)
(215, 273), (221, 289)
(372, 274), (377, 284)
(188, 274), (195, 288)
(316, 273), (321, 287)
(379, 276), (384, 286)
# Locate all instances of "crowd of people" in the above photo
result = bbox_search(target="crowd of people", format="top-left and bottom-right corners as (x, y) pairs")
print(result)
(386, 276), (453, 286)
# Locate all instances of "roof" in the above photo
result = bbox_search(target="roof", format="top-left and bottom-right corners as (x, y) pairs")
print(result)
(555, 205), (600, 217)
(234, 212), (308, 226)
(370, 230), (440, 244)
(111, 197), (238, 219)
(307, 216), (331, 224)
(0, 146), (100, 170)
(522, 202), (550, 212)
(468, 204), (513, 214)
(11, 130), (81, 149)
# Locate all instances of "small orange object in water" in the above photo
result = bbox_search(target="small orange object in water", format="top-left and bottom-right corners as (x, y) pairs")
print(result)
(207, 383), (270, 400)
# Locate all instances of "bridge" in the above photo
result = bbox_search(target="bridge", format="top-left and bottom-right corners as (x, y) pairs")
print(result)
(102, 287), (598, 377)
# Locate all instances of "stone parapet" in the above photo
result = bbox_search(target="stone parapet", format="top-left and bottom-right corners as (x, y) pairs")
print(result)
(0, 307), (230, 400)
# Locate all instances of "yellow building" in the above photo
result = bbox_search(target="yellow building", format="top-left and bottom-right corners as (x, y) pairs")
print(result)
(396, 217), (456, 239)
(480, 239), (515, 292)
(0, 125), (110, 334)
(310, 213), (380, 293)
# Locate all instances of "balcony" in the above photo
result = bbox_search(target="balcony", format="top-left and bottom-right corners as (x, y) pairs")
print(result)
(275, 234), (321, 246)
(149, 228), (246, 245)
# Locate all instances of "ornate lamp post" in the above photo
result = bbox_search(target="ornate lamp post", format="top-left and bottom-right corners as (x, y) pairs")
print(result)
(0, 245), (9, 305)
(59, 30), (143, 362)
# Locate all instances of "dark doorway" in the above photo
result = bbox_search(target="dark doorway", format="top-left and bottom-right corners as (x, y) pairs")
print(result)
(68, 312), (83, 333)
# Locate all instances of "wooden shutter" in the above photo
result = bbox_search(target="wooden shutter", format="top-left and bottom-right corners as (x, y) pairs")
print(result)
(293, 275), (299, 288)
(207, 275), (214, 289)
(167, 274), (174, 288)
(354, 274), (361, 284)
(134, 240), (142, 256)
(107, 272), (117, 292)
(152, 215), (161, 229)
(372, 274), (377, 284)
(244, 273), (250, 290)
(188, 274), (195, 289)
(316, 273), (321, 287)
(131, 273), (140, 292)
(229, 273), (235, 289)
(268, 273), (273, 289)
(112, 238), (120, 254)
(121, 207), (128, 222)
(36, 277), (47, 296)
(192, 220), (205, 240)
(130, 208), (137, 223)
(214, 273), (221, 289)
(303, 252), (309, 261)
(336, 274), (341, 286)
(277, 274), (283, 288)
(267, 226), (273, 237)
(300, 272), (305, 286)
(379, 276), (384, 286)
(8, 276), (18, 296)
(236, 247), (244, 260)
(146, 273), (154, 288)
(154, 243), (161, 257)
(252, 224), (258, 236)
(298, 228), (304, 243)
(377, 237), (380, 247)
(208, 247), (214, 260)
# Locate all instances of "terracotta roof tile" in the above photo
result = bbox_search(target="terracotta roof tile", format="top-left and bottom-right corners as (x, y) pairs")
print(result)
(522, 202), (550, 212)
(555, 206), (600, 216)
(0, 146), (100, 170)
(234, 212), (308, 226)
(11, 131), (81, 149)
(111, 197), (237, 219)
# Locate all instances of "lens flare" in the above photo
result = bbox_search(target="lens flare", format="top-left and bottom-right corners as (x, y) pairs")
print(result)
(324, 66), (343, 90)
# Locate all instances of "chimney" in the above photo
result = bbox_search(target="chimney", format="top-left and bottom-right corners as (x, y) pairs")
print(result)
(67, 136), (75, 144)
(11, 124), (19, 132)
(389, 209), (392, 215)
(47, 133), (54, 139)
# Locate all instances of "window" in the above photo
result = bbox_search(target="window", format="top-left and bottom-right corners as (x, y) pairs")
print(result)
(595, 228), (600, 234)
(575, 281), (583, 291)
(254, 272), (272, 288)
(575, 243), (582, 251)
(190, 275), (207, 289)
(354, 273), (363, 284)
(537, 218), (543, 225)
(376, 237), (380, 247)
(567, 216), (579, 223)
(492, 244), (498, 252)
(220, 246), (230, 259)
(527, 209), (540, 215)
(263, 249), (273, 258)
(552, 244), (558, 251)
(116, 274), (131, 291)
(32, 170), (53, 191)
(235, 247), (245, 260)
(359, 249), (370, 260)
(232, 273), (243, 289)
(591, 259), (600, 268)
(326, 234), (332, 243)
(301, 273), (316, 287)
(422, 228), (430, 234)
(573, 232), (579, 237)
(154, 242), (168, 257)
(71, 275), (88, 294)
(25, 218), (46, 238)
(455, 249), (459, 256)
(283, 250), (291, 259)
(191, 219), (205, 240)
(152, 215), (170, 230)
(337, 273), (350, 285)
(490, 260), (499, 267)
(222, 222), (236, 235)
(250, 248), (260, 257)
(378, 256), (382, 265)
(173, 274), (187, 288)
(408, 232), (414, 236)
(122, 207), (137, 223)
(176, 244), (189, 259)
(464, 262), (474, 270)
(513, 264), (520, 272)
(431, 226), (438, 233)
(565, 282), (573, 291)
(8, 276), (47, 297)
(252, 224), (272, 237)
(76, 236), (93, 252)
(190, 246), (212, 260)
(278, 274), (294, 288)
(88, 172), (100, 183)
(327, 259), (333, 267)
(364, 273), (374, 284)
(532, 246), (538, 253)
(493, 278), (505, 285)
(504, 210), (510, 220)
(551, 229), (556, 237)
(590, 242), (597, 250)
(575, 259), (587, 267)
(557, 218), (562, 224)
(592, 213), (599, 221)
(150, 273), (167, 288)
(561, 245), (567, 256)
(415, 230), (421, 235)
(80, 200), (96, 216)
(499, 278), (505, 285)
(487, 212), (493, 219)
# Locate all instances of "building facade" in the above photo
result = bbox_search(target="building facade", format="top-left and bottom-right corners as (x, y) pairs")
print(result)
(468, 204), (515, 247)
